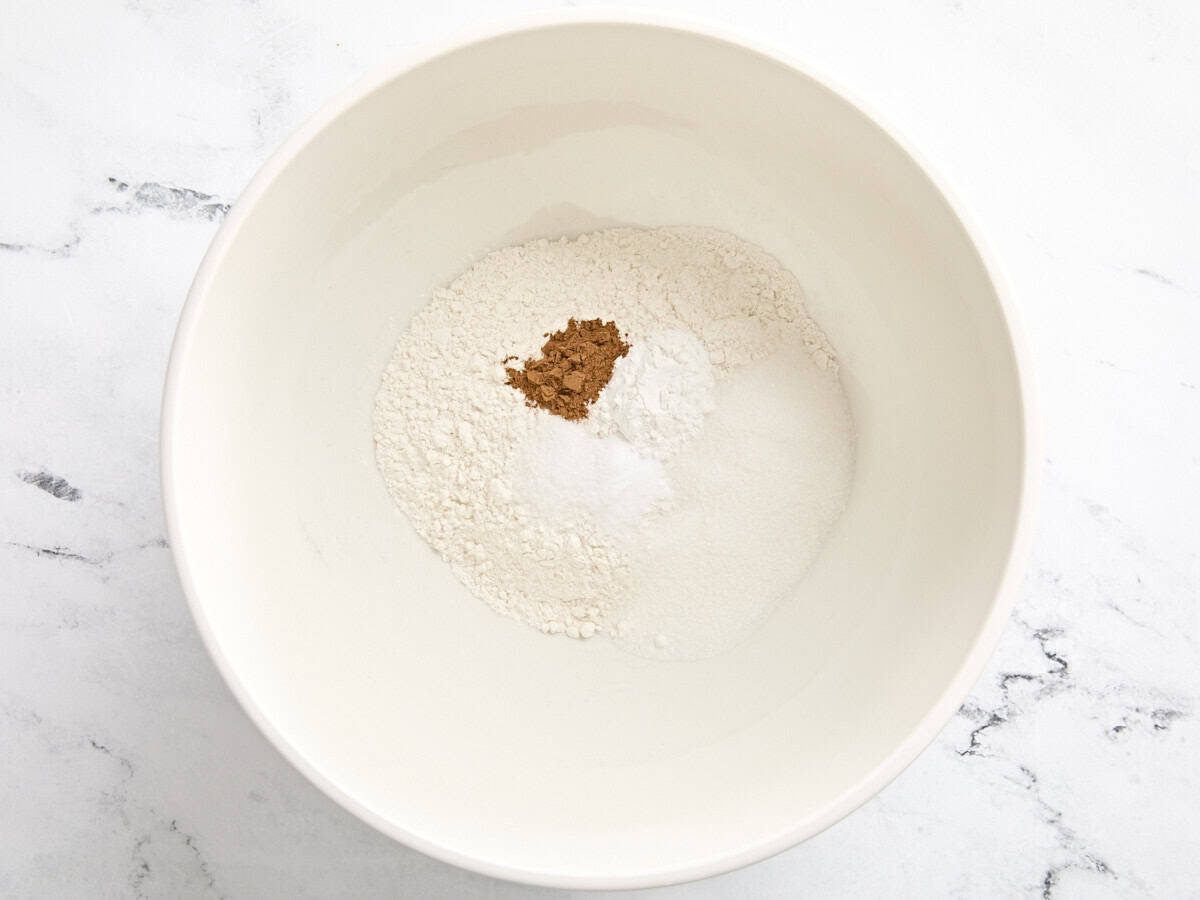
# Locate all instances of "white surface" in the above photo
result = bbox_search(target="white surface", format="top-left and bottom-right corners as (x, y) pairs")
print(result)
(0, 0), (1196, 897)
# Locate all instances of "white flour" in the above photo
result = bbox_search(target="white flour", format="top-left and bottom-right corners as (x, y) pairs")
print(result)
(373, 226), (854, 658)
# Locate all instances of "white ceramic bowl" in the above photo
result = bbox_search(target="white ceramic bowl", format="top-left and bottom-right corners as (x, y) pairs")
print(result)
(163, 14), (1036, 890)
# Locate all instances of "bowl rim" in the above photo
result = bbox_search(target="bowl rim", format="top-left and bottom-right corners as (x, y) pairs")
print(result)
(161, 8), (1040, 890)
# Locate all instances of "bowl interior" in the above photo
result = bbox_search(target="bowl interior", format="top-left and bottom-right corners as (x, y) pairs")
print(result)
(166, 21), (1028, 887)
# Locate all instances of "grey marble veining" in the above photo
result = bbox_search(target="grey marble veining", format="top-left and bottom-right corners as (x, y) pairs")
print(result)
(2, 1), (1197, 897)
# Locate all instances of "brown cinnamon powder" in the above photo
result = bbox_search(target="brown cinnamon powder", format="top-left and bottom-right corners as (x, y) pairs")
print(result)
(504, 318), (630, 420)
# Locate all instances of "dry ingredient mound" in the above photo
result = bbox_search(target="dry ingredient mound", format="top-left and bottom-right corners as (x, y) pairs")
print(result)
(505, 318), (629, 420)
(373, 226), (854, 659)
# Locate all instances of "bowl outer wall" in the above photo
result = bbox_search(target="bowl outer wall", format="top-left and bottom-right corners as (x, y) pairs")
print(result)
(160, 8), (1040, 890)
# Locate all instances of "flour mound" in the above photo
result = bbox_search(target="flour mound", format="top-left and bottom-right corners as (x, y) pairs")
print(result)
(373, 226), (850, 654)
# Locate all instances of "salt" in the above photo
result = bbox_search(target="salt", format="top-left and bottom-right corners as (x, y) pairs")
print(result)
(510, 415), (671, 535)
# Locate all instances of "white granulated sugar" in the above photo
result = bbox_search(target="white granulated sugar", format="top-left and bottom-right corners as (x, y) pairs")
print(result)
(373, 226), (854, 655)
(590, 330), (715, 460)
(615, 338), (855, 658)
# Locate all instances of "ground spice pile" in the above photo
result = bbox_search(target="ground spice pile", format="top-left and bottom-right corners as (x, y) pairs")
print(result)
(505, 318), (630, 420)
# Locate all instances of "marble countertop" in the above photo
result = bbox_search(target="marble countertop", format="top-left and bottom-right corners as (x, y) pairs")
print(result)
(2, 1), (1197, 897)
